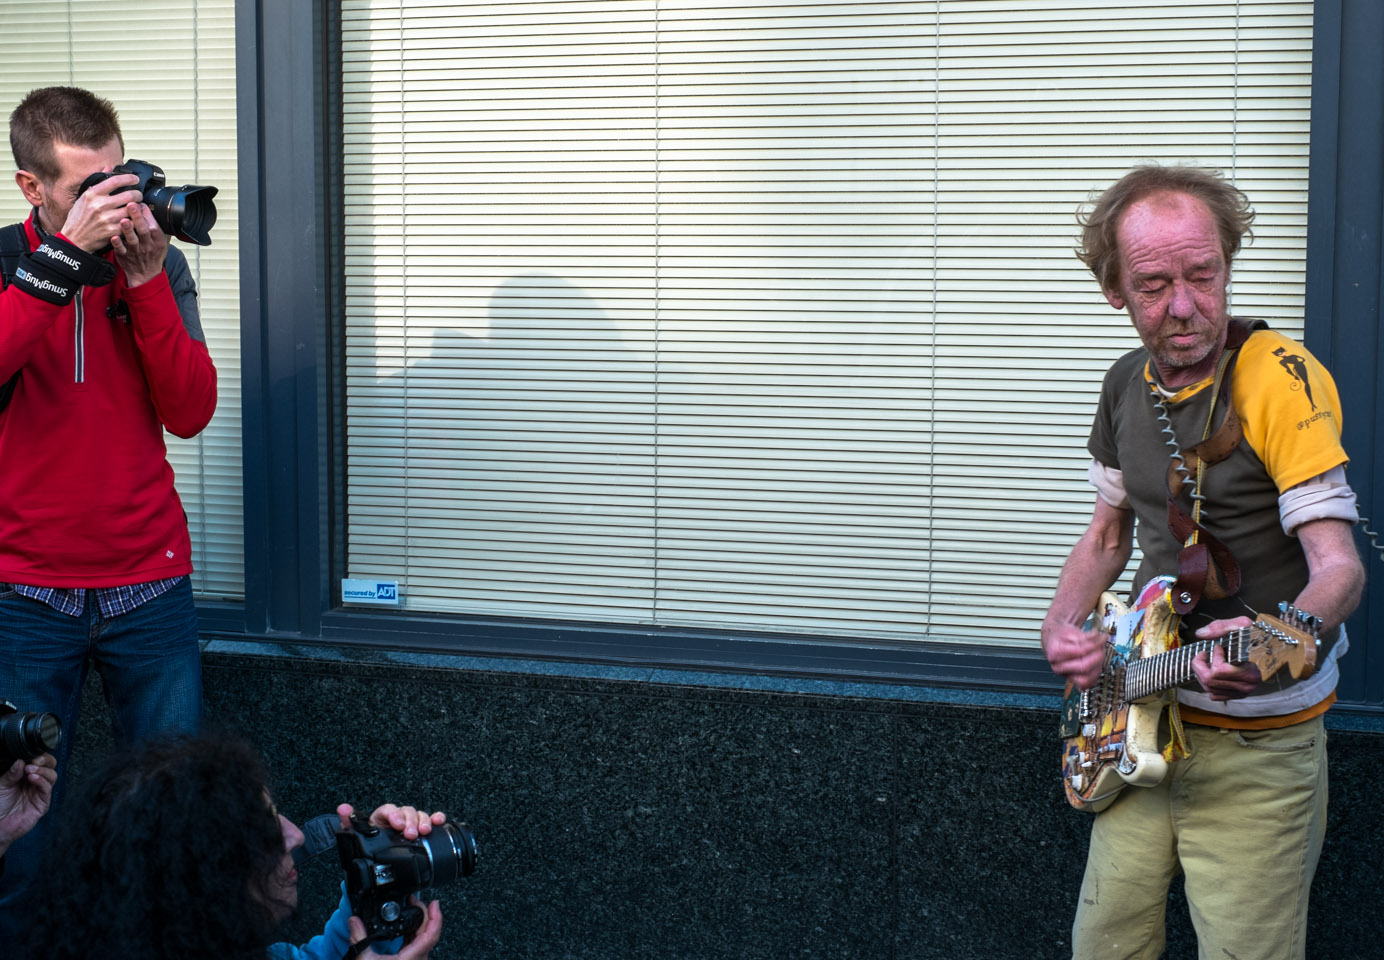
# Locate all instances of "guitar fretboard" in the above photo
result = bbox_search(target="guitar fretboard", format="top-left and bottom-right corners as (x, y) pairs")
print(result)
(1123, 631), (1250, 701)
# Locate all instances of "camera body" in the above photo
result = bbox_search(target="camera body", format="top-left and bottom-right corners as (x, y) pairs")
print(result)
(77, 159), (218, 246)
(0, 700), (61, 766)
(335, 813), (477, 944)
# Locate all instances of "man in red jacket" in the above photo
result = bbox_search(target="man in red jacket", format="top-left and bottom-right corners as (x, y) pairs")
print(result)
(0, 86), (217, 943)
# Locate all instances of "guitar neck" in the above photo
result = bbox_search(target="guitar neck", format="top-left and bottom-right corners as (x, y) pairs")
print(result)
(1122, 630), (1251, 702)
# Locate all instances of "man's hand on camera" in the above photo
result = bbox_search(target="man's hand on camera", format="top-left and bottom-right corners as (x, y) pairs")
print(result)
(59, 173), (142, 253)
(347, 898), (443, 960)
(336, 801), (448, 839)
(0, 753), (58, 856)
(109, 199), (169, 288)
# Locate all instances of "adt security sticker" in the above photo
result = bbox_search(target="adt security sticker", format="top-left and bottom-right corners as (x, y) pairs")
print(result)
(341, 579), (400, 605)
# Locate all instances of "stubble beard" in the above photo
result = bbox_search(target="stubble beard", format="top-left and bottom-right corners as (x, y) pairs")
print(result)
(1146, 311), (1229, 384)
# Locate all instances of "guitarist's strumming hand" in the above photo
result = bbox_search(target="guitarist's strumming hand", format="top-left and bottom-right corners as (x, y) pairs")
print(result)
(1041, 619), (1108, 692)
(1191, 617), (1263, 701)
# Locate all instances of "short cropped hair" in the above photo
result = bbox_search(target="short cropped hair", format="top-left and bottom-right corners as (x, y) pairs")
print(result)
(1076, 165), (1255, 291)
(25, 734), (289, 960)
(9, 85), (124, 181)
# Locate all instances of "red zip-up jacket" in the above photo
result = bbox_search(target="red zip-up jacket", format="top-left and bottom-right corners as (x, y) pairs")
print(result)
(0, 213), (217, 586)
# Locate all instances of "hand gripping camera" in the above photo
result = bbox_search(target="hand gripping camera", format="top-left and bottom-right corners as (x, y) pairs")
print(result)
(77, 159), (218, 246)
(0, 700), (61, 765)
(335, 812), (477, 955)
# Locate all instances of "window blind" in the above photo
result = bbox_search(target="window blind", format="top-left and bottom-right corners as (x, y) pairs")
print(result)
(1, 0), (243, 598)
(342, 0), (1311, 644)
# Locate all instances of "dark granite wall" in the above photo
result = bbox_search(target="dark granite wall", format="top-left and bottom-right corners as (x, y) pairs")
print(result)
(71, 642), (1382, 959)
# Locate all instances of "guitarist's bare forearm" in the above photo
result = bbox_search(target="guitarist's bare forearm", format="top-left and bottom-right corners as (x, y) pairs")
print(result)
(1293, 564), (1363, 635)
(1294, 518), (1366, 634)
(1045, 553), (1127, 631)
(1042, 502), (1134, 688)
(1046, 500), (1135, 627)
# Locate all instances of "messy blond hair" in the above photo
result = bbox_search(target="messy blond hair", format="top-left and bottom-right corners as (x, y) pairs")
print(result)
(1076, 165), (1254, 290)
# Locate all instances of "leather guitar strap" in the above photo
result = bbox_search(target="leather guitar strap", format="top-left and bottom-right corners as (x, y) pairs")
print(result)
(1165, 318), (1265, 615)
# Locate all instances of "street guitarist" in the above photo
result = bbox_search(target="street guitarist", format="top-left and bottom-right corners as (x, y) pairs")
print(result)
(1040, 165), (1365, 960)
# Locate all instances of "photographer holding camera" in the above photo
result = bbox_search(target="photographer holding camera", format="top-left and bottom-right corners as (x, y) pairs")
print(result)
(26, 734), (450, 960)
(0, 86), (217, 941)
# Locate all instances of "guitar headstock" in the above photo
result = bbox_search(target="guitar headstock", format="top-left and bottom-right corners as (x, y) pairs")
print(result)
(1246, 603), (1321, 681)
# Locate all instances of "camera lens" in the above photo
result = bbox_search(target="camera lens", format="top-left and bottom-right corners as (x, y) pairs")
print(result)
(421, 822), (478, 886)
(0, 709), (61, 764)
(145, 184), (219, 247)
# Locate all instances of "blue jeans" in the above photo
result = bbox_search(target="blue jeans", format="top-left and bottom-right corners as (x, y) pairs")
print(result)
(0, 579), (203, 946)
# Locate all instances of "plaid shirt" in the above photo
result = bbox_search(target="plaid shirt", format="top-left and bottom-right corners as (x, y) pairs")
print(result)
(5, 576), (184, 617)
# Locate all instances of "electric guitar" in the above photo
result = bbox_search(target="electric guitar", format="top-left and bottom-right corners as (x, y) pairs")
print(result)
(1058, 575), (1321, 812)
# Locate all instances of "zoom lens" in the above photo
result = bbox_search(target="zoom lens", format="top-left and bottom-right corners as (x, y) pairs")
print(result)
(421, 821), (478, 886)
(0, 705), (61, 764)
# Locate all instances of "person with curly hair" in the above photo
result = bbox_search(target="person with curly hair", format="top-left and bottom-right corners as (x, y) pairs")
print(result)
(23, 735), (444, 960)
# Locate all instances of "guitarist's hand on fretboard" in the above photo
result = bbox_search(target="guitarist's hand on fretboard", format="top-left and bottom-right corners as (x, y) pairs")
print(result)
(1191, 616), (1263, 701)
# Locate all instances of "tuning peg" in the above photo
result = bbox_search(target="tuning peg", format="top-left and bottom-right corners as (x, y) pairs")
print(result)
(1278, 601), (1323, 637)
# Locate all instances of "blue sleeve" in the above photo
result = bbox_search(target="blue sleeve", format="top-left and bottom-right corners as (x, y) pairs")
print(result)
(267, 885), (353, 960)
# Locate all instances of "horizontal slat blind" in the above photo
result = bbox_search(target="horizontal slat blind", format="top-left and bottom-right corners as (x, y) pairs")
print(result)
(930, 0), (1311, 640)
(343, 1), (1311, 644)
(1, 0), (243, 598)
(649, 2), (936, 637)
(345, 0), (662, 623)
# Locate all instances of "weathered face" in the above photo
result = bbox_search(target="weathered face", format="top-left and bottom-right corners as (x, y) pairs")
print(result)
(1103, 191), (1232, 388)
(15, 137), (123, 236)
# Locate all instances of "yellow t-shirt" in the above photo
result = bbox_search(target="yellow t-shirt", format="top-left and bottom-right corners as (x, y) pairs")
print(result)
(1150, 328), (1348, 491)
(1142, 328), (1348, 729)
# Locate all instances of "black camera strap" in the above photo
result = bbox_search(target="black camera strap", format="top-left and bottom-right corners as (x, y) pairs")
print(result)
(345, 935), (390, 960)
(0, 221), (26, 282)
(342, 919), (424, 960)
(292, 813), (340, 867)
(23, 233), (116, 300)
(0, 221), (29, 414)
(0, 219), (121, 414)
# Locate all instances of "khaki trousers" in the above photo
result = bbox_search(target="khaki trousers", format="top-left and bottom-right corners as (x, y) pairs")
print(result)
(1071, 716), (1328, 960)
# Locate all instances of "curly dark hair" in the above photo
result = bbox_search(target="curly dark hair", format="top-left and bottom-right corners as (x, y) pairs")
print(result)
(9, 86), (124, 182)
(1076, 164), (1255, 291)
(24, 734), (290, 960)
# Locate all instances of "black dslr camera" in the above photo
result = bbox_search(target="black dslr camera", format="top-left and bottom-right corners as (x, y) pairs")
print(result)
(335, 812), (477, 951)
(0, 700), (61, 765)
(77, 159), (218, 246)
